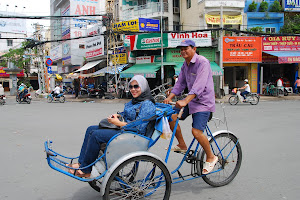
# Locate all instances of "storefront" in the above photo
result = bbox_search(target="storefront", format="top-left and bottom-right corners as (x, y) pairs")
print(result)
(261, 36), (300, 92)
(223, 36), (262, 93)
(0, 67), (24, 91)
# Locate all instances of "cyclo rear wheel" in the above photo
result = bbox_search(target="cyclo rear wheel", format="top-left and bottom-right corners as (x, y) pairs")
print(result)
(196, 132), (242, 187)
(103, 155), (171, 200)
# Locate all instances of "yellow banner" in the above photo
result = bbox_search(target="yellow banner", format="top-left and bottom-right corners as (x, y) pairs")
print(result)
(205, 14), (242, 25)
(113, 19), (139, 32)
(111, 53), (127, 65)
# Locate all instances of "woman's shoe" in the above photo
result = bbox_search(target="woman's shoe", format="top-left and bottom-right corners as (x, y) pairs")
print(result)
(75, 169), (91, 178)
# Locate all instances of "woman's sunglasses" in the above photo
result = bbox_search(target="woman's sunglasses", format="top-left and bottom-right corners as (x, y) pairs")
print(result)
(129, 84), (140, 89)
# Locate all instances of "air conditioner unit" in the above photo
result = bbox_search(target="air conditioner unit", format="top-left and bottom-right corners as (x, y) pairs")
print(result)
(173, 7), (180, 14)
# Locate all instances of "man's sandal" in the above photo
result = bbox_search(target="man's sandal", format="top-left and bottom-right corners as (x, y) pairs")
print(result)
(202, 156), (218, 175)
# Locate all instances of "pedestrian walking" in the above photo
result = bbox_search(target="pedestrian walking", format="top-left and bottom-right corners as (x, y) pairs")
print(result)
(294, 77), (300, 94)
(73, 78), (80, 99)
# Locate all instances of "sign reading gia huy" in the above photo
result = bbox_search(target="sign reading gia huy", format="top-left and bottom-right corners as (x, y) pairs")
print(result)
(132, 33), (168, 50)
(223, 37), (262, 63)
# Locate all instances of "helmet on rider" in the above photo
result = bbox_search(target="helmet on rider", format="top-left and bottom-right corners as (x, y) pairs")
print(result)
(244, 79), (248, 83)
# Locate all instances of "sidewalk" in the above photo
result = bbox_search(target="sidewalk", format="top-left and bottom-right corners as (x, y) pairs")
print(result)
(4, 91), (300, 103)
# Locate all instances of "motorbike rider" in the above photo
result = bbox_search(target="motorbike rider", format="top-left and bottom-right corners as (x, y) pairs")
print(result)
(18, 83), (28, 101)
(52, 85), (62, 99)
(238, 79), (251, 102)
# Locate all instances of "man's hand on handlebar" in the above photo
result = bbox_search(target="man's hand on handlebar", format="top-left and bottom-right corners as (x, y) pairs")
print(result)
(175, 99), (188, 108)
(163, 97), (172, 104)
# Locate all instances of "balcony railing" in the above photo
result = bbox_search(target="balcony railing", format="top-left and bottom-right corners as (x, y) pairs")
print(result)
(122, 2), (169, 20)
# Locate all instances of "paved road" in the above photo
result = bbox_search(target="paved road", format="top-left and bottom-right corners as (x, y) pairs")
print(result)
(0, 99), (299, 200)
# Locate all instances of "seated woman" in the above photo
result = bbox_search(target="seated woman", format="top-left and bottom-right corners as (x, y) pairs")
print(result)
(68, 75), (156, 178)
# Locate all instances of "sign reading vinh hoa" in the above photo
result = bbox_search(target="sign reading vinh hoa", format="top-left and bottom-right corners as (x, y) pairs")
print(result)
(168, 31), (212, 47)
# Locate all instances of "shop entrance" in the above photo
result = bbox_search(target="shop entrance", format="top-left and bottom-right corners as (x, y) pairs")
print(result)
(224, 66), (249, 90)
(261, 64), (296, 87)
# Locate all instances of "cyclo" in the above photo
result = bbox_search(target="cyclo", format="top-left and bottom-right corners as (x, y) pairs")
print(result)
(44, 103), (242, 199)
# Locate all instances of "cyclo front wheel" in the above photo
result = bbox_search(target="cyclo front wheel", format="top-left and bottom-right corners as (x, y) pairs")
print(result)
(103, 155), (171, 200)
(196, 132), (242, 187)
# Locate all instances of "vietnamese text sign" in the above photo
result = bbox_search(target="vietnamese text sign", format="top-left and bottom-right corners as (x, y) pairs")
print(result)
(113, 18), (160, 32)
(284, 0), (300, 11)
(113, 19), (139, 32)
(262, 36), (300, 51)
(0, 12), (26, 34)
(85, 25), (104, 58)
(50, 45), (62, 61)
(112, 53), (127, 65)
(223, 37), (262, 63)
(168, 31), (212, 47)
(205, 14), (242, 25)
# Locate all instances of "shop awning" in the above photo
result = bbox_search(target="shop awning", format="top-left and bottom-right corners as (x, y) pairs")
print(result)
(210, 62), (223, 76)
(263, 51), (300, 64)
(93, 64), (128, 77)
(120, 63), (160, 78)
(74, 60), (104, 72)
(173, 62), (223, 76)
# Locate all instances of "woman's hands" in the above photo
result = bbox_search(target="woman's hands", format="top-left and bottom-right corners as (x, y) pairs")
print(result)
(107, 114), (127, 127)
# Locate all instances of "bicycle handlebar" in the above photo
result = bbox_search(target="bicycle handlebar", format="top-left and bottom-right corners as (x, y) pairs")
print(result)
(168, 102), (184, 119)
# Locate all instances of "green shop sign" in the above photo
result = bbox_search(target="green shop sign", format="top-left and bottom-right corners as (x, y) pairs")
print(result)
(133, 33), (168, 50)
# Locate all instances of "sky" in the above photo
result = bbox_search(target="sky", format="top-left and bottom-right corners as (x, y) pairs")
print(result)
(0, 0), (50, 36)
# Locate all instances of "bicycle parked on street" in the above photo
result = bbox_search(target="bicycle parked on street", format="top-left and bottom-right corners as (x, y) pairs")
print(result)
(44, 102), (242, 199)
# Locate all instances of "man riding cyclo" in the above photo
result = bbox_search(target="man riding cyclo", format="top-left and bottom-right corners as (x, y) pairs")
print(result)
(163, 39), (218, 175)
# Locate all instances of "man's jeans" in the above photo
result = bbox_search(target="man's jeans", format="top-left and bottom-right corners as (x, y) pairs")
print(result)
(78, 125), (121, 173)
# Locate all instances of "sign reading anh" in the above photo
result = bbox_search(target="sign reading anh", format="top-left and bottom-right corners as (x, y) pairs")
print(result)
(223, 37), (262, 63)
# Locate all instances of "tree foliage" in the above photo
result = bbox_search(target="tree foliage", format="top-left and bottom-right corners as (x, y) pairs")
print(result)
(259, 1), (269, 12)
(0, 40), (36, 78)
(248, 1), (258, 12)
(246, 26), (264, 33)
(279, 14), (300, 34)
(269, 0), (283, 12)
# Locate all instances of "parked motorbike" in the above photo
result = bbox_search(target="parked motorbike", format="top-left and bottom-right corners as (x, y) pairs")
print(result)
(229, 90), (259, 105)
(79, 87), (89, 96)
(0, 95), (6, 105)
(88, 85), (105, 98)
(16, 92), (32, 104)
(47, 92), (65, 103)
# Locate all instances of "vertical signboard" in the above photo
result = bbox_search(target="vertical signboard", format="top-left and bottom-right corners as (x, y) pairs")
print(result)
(85, 25), (104, 58)
(223, 37), (262, 63)
(69, 0), (105, 65)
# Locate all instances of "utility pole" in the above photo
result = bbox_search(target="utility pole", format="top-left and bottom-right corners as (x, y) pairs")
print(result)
(160, 0), (164, 85)
(219, 4), (224, 97)
(33, 23), (46, 93)
(106, 0), (118, 94)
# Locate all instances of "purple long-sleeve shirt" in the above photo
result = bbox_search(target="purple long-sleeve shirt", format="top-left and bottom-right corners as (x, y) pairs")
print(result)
(171, 53), (215, 114)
